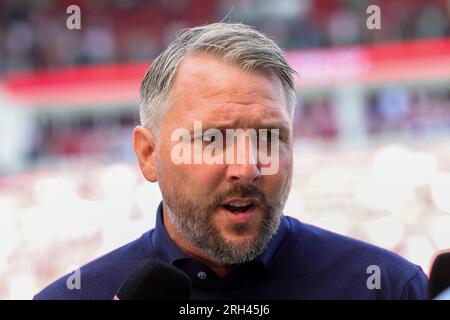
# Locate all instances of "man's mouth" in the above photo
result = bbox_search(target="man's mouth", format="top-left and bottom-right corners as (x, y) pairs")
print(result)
(218, 198), (260, 223)
(222, 200), (255, 213)
(220, 197), (259, 213)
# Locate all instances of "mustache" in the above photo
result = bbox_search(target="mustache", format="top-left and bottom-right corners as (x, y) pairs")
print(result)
(209, 184), (274, 210)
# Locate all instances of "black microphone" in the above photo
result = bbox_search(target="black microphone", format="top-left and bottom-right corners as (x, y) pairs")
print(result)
(114, 258), (191, 300)
(429, 251), (450, 300)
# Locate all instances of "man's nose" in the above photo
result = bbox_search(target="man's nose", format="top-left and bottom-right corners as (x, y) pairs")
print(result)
(226, 162), (261, 184)
(225, 141), (261, 184)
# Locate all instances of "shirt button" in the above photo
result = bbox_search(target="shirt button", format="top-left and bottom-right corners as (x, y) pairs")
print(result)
(197, 271), (207, 280)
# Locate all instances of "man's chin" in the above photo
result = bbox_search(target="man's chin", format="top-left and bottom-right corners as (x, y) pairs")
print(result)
(217, 224), (261, 248)
(216, 203), (262, 225)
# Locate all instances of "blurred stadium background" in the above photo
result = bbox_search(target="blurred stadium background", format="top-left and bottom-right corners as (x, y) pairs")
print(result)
(0, 0), (449, 299)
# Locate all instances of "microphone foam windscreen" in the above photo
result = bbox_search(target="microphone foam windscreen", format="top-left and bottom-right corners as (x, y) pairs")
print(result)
(429, 252), (450, 299)
(116, 258), (191, 300)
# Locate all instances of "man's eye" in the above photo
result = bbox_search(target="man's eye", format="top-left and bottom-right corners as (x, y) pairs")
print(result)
(265, 131), (278, 142)
(203, 134), (216, 142)
(203, 134), (220, 143)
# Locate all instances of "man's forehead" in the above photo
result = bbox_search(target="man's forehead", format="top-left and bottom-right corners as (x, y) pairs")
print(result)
(172, 53), (286, 106)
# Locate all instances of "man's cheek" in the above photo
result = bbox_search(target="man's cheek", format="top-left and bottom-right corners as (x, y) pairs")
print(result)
(276, 153), (292, 178)
(271, 158), (292, 194)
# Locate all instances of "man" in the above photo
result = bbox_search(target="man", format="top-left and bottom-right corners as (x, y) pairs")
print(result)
(35, 22), (427, 299)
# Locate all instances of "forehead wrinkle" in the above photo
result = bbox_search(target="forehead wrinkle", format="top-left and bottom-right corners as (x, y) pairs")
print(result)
(198, 84), (281, 105)
(206, 101), (283, 119)
(198, 105), (290, 130)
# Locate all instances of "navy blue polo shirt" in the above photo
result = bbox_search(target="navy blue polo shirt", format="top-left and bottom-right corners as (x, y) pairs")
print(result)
(35, 202), (428, 299)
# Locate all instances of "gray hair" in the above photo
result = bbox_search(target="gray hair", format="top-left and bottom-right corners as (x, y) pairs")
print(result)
(139, 22), (297, 134)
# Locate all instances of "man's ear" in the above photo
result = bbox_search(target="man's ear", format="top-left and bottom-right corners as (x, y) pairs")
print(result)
(133, 126), (158, 182)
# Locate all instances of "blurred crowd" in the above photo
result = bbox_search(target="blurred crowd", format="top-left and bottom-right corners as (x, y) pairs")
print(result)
(27, 110), (138, 167)
(295, 85), (450, 140)
(366, 86), (450, 136)
(0, 0), (449, 74)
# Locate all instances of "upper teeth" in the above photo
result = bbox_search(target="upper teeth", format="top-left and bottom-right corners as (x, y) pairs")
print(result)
(228, 201), (252, 207)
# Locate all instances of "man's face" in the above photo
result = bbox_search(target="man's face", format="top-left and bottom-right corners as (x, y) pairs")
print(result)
(155, 53), (293, 264)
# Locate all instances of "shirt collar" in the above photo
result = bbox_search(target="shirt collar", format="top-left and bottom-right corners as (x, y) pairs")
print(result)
(151, 201), (290, 268)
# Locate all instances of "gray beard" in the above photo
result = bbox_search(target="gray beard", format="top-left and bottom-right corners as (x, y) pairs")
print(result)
(160, 182), (288, 265)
